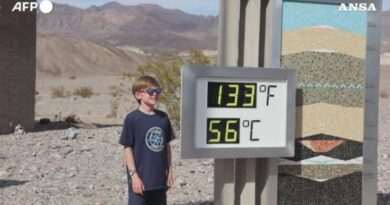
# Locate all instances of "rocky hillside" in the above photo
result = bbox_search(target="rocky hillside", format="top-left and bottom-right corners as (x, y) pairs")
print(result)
(36, 33), (147, 77)
(37, 2), (218, 53)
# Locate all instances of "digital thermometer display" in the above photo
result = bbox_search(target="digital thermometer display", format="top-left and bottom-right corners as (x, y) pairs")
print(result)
(181, 66), (296, 158)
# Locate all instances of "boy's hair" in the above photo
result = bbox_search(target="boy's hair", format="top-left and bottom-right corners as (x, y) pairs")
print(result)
(132, 75), (160, 104)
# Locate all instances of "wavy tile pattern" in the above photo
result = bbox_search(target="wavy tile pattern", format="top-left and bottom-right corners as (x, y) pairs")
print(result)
(297, 83), (363, 89)
(285, 134), (363, 161)
(279, 156), (363, 165)
(279, 164), (362, 181)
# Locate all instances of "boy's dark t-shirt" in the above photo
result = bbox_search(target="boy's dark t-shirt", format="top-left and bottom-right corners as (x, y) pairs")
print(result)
(119, 109), (175, 191)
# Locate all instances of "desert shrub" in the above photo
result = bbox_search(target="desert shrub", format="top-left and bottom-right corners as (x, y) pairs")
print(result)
(73, 86), (93, 98)
(108, 85), (124, 118)
(381, 91), (389, 99)
(65, 114), (80, 124)
(119, 48), (212, 129)
(51, 86), (70, 98)
(69, 75), (76, 80)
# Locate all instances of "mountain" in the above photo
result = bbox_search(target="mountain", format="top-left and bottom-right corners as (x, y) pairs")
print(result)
(36, 33), (147, 77)
(37, 2), (218, 53)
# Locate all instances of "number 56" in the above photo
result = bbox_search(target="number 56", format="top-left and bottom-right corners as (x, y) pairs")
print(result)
(207, 119), (240, 144)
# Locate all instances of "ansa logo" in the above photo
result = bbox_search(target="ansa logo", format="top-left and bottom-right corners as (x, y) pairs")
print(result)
(12, 0), (53, 13)
(338, 3), (377, 12)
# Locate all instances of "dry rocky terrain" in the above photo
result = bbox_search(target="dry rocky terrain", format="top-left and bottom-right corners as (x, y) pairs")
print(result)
(0, 67), (389, 204)
(1, 74), (215, 205)
(1, 3), (389, 204)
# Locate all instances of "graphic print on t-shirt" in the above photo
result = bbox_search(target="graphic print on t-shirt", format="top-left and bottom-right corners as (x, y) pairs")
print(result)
(145, 127), (165, 152)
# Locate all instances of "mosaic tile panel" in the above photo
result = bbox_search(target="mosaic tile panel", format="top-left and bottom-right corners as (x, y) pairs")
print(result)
(282, 2), (367, 35)
(282, 52), (365, 107)
(282, 28), (366, 58)
(279, 164), (362, 181)
(295, 89), (364, 107)
(281, 52), (364, 84)
(300, 140), (345, 152)
(286, 135), (363, 161)
(278, 172), (362, 205)
(296, 104), (364, 142)
(279, 1), (366, 203)
(279, 156), (362, 165)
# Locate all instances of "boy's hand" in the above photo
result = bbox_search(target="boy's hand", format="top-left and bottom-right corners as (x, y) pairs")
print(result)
(132, 174), (144, 195)
(167, 173), (174, 189)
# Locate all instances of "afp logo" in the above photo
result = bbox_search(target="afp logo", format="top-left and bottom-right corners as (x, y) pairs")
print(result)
(12, 0), (53, 13)
(338, 3), (377, 12)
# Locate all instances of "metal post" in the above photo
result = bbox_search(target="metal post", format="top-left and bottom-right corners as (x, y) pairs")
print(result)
(235, 0), (261, 204)
(363, 0), (382, 204)
(216, 0), (282, 204)
(215, 1), (240, 204)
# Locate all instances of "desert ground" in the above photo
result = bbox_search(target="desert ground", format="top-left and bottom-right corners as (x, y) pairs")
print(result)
(0, 65), (389, 204)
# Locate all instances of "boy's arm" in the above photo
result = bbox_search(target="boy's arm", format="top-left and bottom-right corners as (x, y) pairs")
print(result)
(124, 146), (144, 195)
(166, 143), (174, 189)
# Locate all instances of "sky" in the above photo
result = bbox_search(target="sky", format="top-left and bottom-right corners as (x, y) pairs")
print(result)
(384, 1), (390, 11)
(50, 0), (390, 16)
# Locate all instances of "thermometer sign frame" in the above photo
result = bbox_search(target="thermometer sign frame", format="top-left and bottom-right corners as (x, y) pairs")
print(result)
(181, 65), (296, 159)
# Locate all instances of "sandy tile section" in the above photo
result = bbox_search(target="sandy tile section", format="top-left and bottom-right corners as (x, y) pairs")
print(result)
(282, 27), (366, 58)
(296, 103), (364, 141)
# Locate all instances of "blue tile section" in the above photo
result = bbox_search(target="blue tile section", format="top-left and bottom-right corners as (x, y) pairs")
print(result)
(282, 1), (367, 35)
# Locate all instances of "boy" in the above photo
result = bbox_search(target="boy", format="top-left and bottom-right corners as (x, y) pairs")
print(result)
(119, 75), (175, 205)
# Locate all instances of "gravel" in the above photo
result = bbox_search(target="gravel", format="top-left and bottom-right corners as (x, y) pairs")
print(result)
(0, 95), (389, 205)
(0, 127), (214, 205)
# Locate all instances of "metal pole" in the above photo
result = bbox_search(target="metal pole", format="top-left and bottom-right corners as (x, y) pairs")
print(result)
(215, 1), (240, 204)
(215, 0), (282, 204)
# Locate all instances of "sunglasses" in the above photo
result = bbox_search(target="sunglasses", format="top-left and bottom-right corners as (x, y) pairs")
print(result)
(141, 87), (162, 96)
